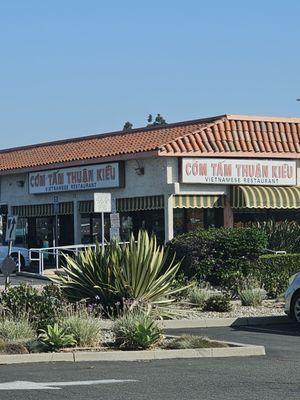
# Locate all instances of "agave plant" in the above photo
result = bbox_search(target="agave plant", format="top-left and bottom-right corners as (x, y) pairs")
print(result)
(52, 231), (186, 311)
(52, 242), (121, 307)
(38, 323), (77, 351)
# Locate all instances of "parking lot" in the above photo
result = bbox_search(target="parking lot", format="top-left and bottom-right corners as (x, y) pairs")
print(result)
(0, 322), (298, 400)
(0, 274), (49, 288)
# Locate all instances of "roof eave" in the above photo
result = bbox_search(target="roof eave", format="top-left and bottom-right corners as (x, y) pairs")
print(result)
(0, 150), (159, 176)
(158, 151), (300, 159)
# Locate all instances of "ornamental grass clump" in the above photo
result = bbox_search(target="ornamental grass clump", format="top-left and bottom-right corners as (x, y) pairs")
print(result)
(162, 334), (228, 349)
(112, 310), (162, 350)
(52, 231), (186, 313)
(61, 316), (102, 347)
(239, 288), (265, 307)
(203, 293), (232, 312)
(0, 318), (35, 342)
(186, 284), (211, 308)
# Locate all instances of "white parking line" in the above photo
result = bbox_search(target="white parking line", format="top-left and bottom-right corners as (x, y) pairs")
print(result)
(0, 379), (138, 390)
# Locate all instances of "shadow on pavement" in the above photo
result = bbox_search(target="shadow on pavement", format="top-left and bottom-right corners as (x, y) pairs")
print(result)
(233, 322), (300, 337)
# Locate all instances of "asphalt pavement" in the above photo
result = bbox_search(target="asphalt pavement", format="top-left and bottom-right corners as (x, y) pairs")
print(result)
(0, 323), (298, 399)
(0, 274), (49, 288)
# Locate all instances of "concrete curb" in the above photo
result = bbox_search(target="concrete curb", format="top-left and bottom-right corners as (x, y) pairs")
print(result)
(16, 272), (50, 281)
(0, 342), (265, 364)
(160, 315), (292, 329)
(0, 352), (74, 364)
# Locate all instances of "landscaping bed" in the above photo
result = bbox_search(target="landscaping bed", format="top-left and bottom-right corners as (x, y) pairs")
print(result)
(0, 229), (292, 361)
(0, 334), (228, 356)
(0, 333), (265, 364)
(167, 299), (285, 320)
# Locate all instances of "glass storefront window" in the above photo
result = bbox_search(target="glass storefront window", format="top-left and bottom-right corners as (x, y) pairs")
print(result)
(92, 214), (109, 243)
(15, 218), (28, 248)
(186, 209), (205, 232)
(0, 216), (4, 245)
(0, 216), (28, 247)
(36, 218), (54, 248)
(173, 208), (223, 236)
(80, 210), (165, 244)
(120, 210), (165, 243)
(120, 214), (133, 242)
(80, 213), (110, 244)
(80, 214), (91, 244)
(173, 209), (185, 236)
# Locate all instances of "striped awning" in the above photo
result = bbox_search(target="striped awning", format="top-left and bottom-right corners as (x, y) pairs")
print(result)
(12, 202), (74, 217)
(173, 195), (225, 208)
(116, 195), (164, 212)
(79, 195), (165, 214)
(231, 186), (300, 209)
(79, 200), (93, 214)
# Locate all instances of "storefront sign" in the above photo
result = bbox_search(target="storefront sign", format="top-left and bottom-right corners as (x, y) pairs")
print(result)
(29, 163), (123, 194)
(181, 158), (297, 186)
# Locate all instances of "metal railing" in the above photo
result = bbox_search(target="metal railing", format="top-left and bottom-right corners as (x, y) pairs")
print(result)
(29, 244), (97, 275)
(29, 242), (129, 275)
(17, 251), (21, 273)
(265, 248), (287, 255)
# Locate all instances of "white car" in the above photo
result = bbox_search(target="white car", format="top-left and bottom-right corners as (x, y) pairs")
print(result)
(285, 272), (300, 322)
(0, 246), (30, 270)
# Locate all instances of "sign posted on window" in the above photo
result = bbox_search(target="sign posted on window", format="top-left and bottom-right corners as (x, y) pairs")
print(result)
(5, 216), (18, 242)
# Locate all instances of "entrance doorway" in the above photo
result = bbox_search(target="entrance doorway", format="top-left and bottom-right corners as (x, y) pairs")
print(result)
(28, 215), (74, 249)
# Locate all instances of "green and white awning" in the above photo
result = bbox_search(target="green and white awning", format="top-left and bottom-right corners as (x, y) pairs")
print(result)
(116, 195), (164, 212)
(231, 186), (300, 209)
(78, 200), (94, 214)
(12, 202), (74, 217)
(173, 194), (225, 208)
(79, 195), (165, 214)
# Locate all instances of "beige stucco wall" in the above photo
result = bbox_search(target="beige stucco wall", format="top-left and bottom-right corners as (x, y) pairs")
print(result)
(0, 157), (171, 208)
(0, 155), (299, 244)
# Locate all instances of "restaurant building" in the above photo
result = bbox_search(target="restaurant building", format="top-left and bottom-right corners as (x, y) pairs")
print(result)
(0, 114), (299, 249)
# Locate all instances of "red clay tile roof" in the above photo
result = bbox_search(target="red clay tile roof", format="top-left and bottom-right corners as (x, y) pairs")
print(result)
(0, 117), (219, 172)
(1, 114), (300, 173)
(159, 115), (300, 157)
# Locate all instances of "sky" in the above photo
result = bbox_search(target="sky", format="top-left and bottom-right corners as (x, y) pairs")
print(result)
(1, 0), (300, 148)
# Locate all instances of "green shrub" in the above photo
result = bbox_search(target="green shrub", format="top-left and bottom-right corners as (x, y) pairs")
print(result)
(61, 316), (102, 347)
(170, 273), (190, 300)
(0, 319), (35, 342)
(239, 288), (265, 306)
(203, 293), (232, 312)
(113, 310), (162, 350)
(38, 323), (77, 351)
(0, 284), (65, 329)
(167, 227), (267, 289)
(254, 253), (300, 298)
(0, 283), (38, 319)
(53, 231), (186, 312)
(162, 334), (228, 349)
(251, 220), (300, 253)
(186, 285), (211, 308)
